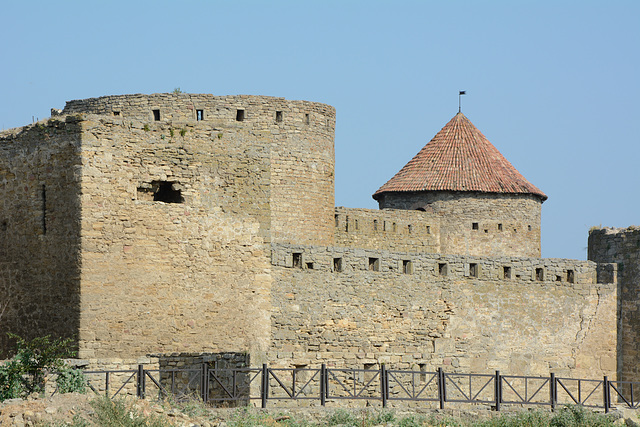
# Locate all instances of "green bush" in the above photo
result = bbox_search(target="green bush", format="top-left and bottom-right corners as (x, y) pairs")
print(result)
(90, 395), (170, 427)
(55, 366), (86, 394)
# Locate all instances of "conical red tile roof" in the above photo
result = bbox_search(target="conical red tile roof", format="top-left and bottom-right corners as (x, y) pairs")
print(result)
(373, 112), (547, 201)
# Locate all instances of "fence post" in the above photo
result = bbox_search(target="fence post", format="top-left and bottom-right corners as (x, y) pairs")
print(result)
(438, 367), (445, 410)
(494, 370), (501, 411)
(137, 364), (145, 399)
(603, 376), (609, 413)
(261, 363), (268, 409)
(320, 364), (326, 406)
(380, 364), (387, 408)
(201, 362), (209, 403)
(550, 373), (556, 412)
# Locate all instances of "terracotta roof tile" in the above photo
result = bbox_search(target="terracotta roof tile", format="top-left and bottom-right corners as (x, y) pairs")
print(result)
(373, 112), (547, 201)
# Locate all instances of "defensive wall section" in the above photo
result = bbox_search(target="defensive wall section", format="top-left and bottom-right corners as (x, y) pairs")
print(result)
(269, 244), (617, 380)
(589, 226), (640, 383)
(0, 118), (83, 357)
(375, 191), (542, 258)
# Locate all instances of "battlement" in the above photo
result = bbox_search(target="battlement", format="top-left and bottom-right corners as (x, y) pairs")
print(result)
(60, 93), (335, 134)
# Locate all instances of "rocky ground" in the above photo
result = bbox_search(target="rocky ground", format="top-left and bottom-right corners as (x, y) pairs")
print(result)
(1, 393), (639, 426)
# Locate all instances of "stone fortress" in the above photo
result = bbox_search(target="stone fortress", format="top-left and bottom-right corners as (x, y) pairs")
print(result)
(0, 93), (637, 386)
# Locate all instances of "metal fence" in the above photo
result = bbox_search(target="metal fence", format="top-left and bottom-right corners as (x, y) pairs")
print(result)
(75, 364), (640, 412)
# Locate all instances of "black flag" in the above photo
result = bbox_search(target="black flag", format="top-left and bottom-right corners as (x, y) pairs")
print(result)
(459, 91), (466, 95)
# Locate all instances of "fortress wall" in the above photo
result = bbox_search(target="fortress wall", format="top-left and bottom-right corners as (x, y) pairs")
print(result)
(334, 207), (440, 253)
(376, 192), (542, 258)
(77, 117), (273, 358)
(62, 94), (336, 246)
(0, 119), (83, 357)
(269, 244), (617, 380)
(589, 226), (640, 383)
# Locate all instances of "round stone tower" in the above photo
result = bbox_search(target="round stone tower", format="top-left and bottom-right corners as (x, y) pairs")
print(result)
(373, 112), (546, 257)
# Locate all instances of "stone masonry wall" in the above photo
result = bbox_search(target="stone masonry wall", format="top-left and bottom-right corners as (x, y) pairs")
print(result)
(588, 226), (640, 383)
(376, 191), (542, 258)
(61, 93), (336, 246)
(269, 244), (617, 381)
(334, 207), (440, 253)
(77, 116), (274, 358)
(0, 118), (83, 357)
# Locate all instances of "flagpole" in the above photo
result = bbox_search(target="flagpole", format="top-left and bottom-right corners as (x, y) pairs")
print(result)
(458, 91), (466, 113)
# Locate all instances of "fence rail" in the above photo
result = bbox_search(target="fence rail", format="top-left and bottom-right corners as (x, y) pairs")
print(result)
(70, 364), (640, 411)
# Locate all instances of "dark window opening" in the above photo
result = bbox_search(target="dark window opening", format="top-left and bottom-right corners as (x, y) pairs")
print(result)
(469, 263), (478, 278)
(498, 223), (503, 231)
(369, 257), (380, 271)
(236, 109), (245, 121)
(438, 263), (448, 276)
(153, 109), (161, 121)
(567, 270), (575, 283)
(426, 225), (431, 234)
(196, 110), (204, 121)
(345, 216), (349, 232)
(335, 214), (339, 227)
(528, 225), (532, 231)
(472, 222), (479, 230)
(503, 266), (511, 279)
(355, 219), (359, 230)
(41, 185), (47, 235)
(113, 111), (121, 116)
(536, 268), (544, 281)
(333, 258), (342, 272)
(484, 229), (488, 233)
(383, 221), (386, 231)
(516, 274), (521, 279)
(276, 111), (283, 122)
(373, 219), (378, 231)
(306, 262), (314, 270)
(140, 181), (183, 203)
(403, 260), (413, 274)
(556, 275), (562, 282)
(408, 224), (413, 234)
(292, 253), (302, 268)
(304, 113), (310, 125)
(393, 223), (397, 232)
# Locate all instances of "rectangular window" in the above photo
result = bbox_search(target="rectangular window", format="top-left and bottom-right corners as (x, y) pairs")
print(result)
(304, 113), (310, 125)
(498, 223), (503, 231)
(403, 260), (413, 274)
(408, 224), (413, 234)
(438, 263), (448, 276)
(472, 222), (479, 230)
(306, 262), (314, 270)
(426, 225), (431, 234)
(113, 111), (121, 116)
(152, 109), (161, 121)
(333, 258), (342, 272)
(369, 257), (380, 272)
(503, 266), (511, 279)
(276, 111), (283, 122)
(196, 109), (204, 121)
(236, 109), (245, 121)
(334, 214), (339, 227)
(292, 253), (302, 268)
(536, 268), (544, 281)
(373, 219), (378, 231)
(469, 263), (478, 278)
(567, 270), (575, 283)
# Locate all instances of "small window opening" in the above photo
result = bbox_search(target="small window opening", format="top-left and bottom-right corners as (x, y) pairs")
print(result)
(345, 216), (349, 232)
(535, 268), (544, 281)
(141, 181), (184, 203)
(392, 223), (397, 232)
(333, 258), (343, 272)
(383, 221), (386, 231)
(528, 225), (532, 231)
(419, 364), (427, 383)
(355, 219), (359, 230)
(196, 109), (204, 121)
(275, 111), (283, 122)
(484, 229), (488, 233)
(556, 275), (562, 282)
(304, 113), (310, 125)
(567, 270), (575, 283)
(41, 185), (46, 235)
(438, 263), (448, 276)
(236, 109), (245, 121)
(426, 225), (431, 234)
(516, 274), (521, 279)
(113, 111), (121, 116)
(306, 262), (314, 270)
(498, 223), (503, 231)
(335, 214), (339, 227)
(472, 222), (479, 230)
(408, 224), (413, 234)
(469, 263), (478, 278)
(503, 266), (511, 279)
(292, 253), (302, 268)
(373, 219), (378, 231)
(369, 257), (380, 272)
(152, 109), (161, 121)
(403, 260), (413, 274)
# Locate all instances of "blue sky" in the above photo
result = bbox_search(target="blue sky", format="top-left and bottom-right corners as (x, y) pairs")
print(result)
(2, 1), (638, 260)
